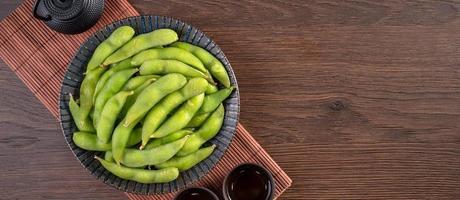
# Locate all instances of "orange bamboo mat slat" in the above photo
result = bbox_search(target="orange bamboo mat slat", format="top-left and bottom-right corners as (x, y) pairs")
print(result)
(0, 0), (292, 199)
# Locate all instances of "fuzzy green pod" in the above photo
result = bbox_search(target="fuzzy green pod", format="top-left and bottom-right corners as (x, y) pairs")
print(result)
(141, 78), (208, 148)
(93, 58), (136, 102)
(120, 78), (157, 118)
(205, 84), (218, 94)
(199, 86), (234, 114)
(186, 112), (211, 128)
(140, 59), (214, 83)
(123, 73), (187, 127)
(111, 120), (137, 164)
(177, 104), (224, 156)
(104, 151), (115, 162)
(131, 47), (209, 75)
(171, 42), (231, 87)
(95, 156), (179, 184)
(150, 93), (205, 138)
(79, 67), (107, 124)
(122, 75), (160, 91)
(73, 132), (111, 151)
(86, 26), (135, 73)
(102, 29), (178, 66)
(120, 136), (190, 168)
(68, 94), (95, 132)
(72, 129), (142, 152)
(144, 129), (193, 150)
(96, 90), (134, 143)
(155, 145), (216, 172)
(93, 68), (138, 126)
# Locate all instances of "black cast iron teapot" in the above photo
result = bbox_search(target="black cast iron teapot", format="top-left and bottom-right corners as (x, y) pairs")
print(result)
(33, 0), (104, 34)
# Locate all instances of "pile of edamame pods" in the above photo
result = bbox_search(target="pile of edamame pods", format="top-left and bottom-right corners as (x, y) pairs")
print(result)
(69, 26), (234, 184)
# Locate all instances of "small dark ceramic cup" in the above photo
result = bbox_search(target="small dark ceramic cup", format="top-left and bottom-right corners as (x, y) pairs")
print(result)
(175, 187), (220, 200)
(223, 163), (275, 200)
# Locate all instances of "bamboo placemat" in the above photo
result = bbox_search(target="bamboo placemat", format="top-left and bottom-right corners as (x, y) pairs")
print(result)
(0, 0), (292, 199)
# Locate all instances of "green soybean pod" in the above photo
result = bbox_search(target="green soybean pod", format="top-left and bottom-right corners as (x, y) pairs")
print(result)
(95, 156), (179, 184)
(102, 29), (178, 66)
(140, 59), (214, 84)
(120, 136), (190, 168)
(186, 112), (211, 128)
(131, 47), (209, 75)
(93, 68), (138, 126)
(177, 104), (224, 156)
(120, 78), (157, 118)
(171, 42), (231, 88)
(73, 131), (111, 151)
(68, 94), (95, 132)
(156, 145), (216, 172)
(104, 151), (115, 162)
(199, 86), (234, 114)
(123, 73), (187, 127)
(73, 129), (141, 152)
(141, 78), (208, 148)
(150, 93), (204, 138)
(205, 83), (218, 94)
(122, 75), (160, 91)
(93, 58), (136, 102)
(97, 90), (134, 143)
(79, 67), (107, 124)
(111, 119), (137, 164)
(86, 26), (135, 73)
(144, 129), (193, 150)
(127, 127), (142, 147)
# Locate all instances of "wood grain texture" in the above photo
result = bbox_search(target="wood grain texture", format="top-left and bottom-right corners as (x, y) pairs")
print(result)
(1, 0), (460, 199)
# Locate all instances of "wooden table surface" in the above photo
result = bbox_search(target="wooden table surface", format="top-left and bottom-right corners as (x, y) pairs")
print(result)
(1, 0), (460, 199)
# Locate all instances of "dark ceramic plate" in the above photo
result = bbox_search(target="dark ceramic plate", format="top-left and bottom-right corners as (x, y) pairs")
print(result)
(59, 16), (239, 194)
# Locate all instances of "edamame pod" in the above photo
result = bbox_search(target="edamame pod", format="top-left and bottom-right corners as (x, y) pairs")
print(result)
(186, 112), (211, 128)
(140, 59), (214, 83)
(199, 86), (234, 114)
(95, 156), (179, 184)
(97, 90), (134, 143)
(104, 151), (115, 162)
(131, 47), (209, 75)
(79, 67), (107, 123)
(171, 42), (231, 87)
(178, 104), (224, 156)
(122, 75), (159, 91)
(68, 94), (95, 132)
(86, 26), (135, 73)
(120, 78), (157, 118)
(93, 68), (138, 126)
(144, 129), (193, 150)
(73, 131), (111, 151)
(141, 78), (208, 148)
(205, 83), (218, 94)
(123, 73), (187, 127)
(94, 58), (136, 102)
(111, 120), (137, 164)
(155, 145), (216, 171)
(102, 29), (178, 66)
(120, 136), (190, 168)
(150, 93), (205, 138)
(72, 129), (142, 152)
(127, 127), (142, 147)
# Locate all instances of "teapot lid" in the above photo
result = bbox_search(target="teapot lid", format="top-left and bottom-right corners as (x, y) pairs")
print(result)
(45, 0), (84, 21)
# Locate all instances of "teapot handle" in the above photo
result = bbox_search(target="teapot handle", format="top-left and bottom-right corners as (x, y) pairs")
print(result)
(33, 0), (51, 21)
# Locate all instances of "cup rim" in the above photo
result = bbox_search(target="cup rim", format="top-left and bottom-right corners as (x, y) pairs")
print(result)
(174, 187), (220, 200)
(222, 163), (275, 200)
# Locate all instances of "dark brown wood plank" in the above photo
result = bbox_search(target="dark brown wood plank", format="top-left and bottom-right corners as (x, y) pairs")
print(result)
(2, 0), (460, 199)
